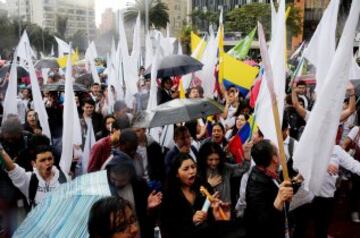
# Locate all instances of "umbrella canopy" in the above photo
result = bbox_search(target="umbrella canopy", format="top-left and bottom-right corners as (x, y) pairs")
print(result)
(41, 81), (88, 92)
(144, 54), (203, 78)
(75, 73), (94, 88)
(13, 171), (111, 237)
(132, 98), (224, 128)
(0, 65), (28, 79)
(34, 58), (60, 69)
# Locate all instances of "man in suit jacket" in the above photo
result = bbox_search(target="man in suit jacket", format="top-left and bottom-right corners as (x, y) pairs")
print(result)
(165, 126), (198, 173)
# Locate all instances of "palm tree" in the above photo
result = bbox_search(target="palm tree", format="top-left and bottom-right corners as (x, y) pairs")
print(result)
(124, 0), (169, 29)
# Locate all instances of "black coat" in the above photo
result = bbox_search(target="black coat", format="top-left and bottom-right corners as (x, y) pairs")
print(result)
(146, 139), (165, 183)
(244, 167), (285, 238)
(160, 182), (216, 238)
(157, 88), (173, 105)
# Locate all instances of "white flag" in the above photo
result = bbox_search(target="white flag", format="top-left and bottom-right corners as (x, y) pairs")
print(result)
(55, 36), (72, 57)
(293, 1), (360, 195)
(350, 56), (360, 80)
(26, 43), (51, 139)
(81, 120), (96, 174)
(303, 0), (340, 93)
(60, 44), (80, 174)
(255, 0), (286, 145)
(2, 59), (18, 122)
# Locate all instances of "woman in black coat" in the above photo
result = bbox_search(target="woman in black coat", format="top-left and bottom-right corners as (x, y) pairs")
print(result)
(160, 153), (231, 238)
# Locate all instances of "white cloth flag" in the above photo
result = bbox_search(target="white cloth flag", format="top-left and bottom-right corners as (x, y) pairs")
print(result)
(350, 56), (360, 80)
(145, 33), (153, 69)
(85, 41), (101, 84)
(81, 120), (96, 174)
(255, 0), (286, 145)
(303, 0), (340, 94)
(270, 0), (278, 48)
(293, 1), (360, 195)
(147, 44), (161, 111)
(55, 37), (72, 57)
(196, 26), (218, 98)
(60, 44), (78, 174)
(16, 31), (36, 64)
(41, 68), (50, 85)
(177, 40), (183, 55)
(2, 59), (18, 122)
(25, 42), (51, 139)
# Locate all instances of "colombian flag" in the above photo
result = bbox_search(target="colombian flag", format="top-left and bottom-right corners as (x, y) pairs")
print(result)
(228, 121), (251, 164)
(222, 53), (259, 96)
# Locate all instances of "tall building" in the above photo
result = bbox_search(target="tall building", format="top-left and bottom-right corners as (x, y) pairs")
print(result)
(5, 0), (96, 40)
(164, 0), (192, 36)
(5, 0), (31, 22)
(99, 8), (116, 34)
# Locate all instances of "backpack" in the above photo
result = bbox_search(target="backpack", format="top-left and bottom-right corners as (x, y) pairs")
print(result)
(28, 167), (67, 208)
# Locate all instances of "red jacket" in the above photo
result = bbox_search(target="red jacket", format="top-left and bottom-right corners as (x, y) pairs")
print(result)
(87, 136), (112, 172)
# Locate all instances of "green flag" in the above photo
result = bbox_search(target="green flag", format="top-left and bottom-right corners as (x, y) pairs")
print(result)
(228, 26), (257, 60)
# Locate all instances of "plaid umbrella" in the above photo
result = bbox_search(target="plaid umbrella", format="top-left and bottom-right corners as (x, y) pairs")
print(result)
(13, 171), (111, 238)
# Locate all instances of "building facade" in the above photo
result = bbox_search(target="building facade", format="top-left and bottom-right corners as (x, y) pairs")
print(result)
(164, 0), (192, 36)
(5, 0), (96, 40)
(99, 8), (116, 34)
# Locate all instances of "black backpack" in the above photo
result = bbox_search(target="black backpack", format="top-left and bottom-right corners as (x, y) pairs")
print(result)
(28, 167), (67, 208)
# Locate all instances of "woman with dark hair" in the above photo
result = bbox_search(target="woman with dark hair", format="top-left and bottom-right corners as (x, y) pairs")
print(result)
(225, 113), (249, 140)
(201, 122), (228, 149)
(160, 153), (230, 238)
(197, 142), (250, 205)
(95, 115), (116, 141)
(23, 109), (42, 135)
(88, 196), (139, 238)
(157, 77), (178, 105)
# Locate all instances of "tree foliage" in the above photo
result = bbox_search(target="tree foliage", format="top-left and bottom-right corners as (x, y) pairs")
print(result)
(56, 14), (68, 39)
(190, 10), (219, 32)
(124, 0), (169, 29)
(0, 17), (55, 58)
(225, 3), (302, 38)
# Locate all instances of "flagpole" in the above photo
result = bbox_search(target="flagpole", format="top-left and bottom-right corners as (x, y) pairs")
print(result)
(258, 22), (289, 181)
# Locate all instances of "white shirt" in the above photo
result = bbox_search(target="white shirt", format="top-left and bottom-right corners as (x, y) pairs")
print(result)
(319, 145), (360, 198)
(347, 126), (360, 146)
(8, 164), (65, 205)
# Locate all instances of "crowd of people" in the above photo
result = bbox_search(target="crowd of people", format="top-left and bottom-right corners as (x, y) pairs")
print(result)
(0, 60), (359, 238)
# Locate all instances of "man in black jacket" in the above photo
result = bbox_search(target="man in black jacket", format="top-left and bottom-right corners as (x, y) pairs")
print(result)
(244, 140), (293, 238)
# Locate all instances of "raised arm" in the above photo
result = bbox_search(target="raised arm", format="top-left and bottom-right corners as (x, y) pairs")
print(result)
(291, 82), (307, 119)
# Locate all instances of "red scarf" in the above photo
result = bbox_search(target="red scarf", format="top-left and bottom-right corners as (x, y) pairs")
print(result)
(256, 165), (279, 180)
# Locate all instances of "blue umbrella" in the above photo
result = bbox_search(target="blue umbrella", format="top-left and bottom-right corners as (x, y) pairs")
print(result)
(13, 171), (111, 238)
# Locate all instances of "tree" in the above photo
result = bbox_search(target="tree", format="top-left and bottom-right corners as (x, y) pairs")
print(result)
(225, 3), (302, 39)
(69, 30), (88, 52)
(124, 0), (169, 29)
(56, 14), (68, 39)
(190, 10), (219, 32)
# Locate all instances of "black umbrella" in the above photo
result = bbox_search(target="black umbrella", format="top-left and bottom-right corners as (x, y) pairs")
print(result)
(34, 58), (60, 69)
(41, 81), (88, 92)
(75, 73), (94, 88)
(0, 65), (28, 79)
(132, 98), (223, 128)
(144, 54), (203, 78)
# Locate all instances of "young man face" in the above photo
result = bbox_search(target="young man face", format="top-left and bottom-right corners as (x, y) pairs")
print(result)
(33, 151), (55, 180)
(91, 84), (101, 97)
(82, 103), (95, 117)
